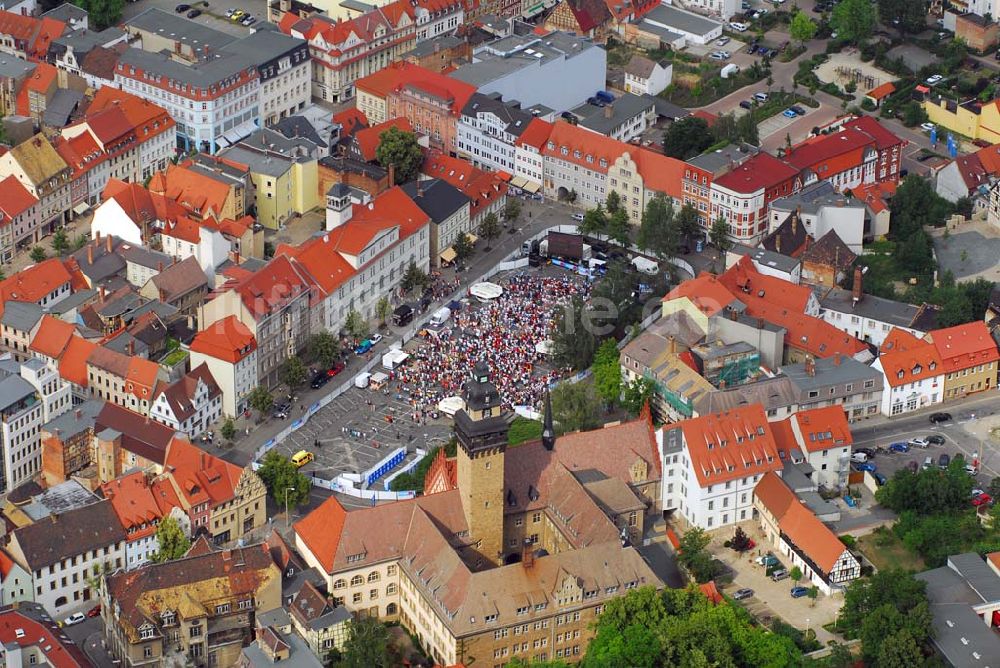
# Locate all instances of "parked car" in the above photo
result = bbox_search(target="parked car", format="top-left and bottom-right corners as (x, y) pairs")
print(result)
(327, 360), (346, 377)
(370, 333), (384, 345)
(175, 3), (190, 10)
(755, 553), (779, 567)
(709, 51), (730, 60)
(310, 371), (332, 389)
(732, 588), (754, 600)
(972, 492), (992, 506)
(888, 442), (910, 454)
(241, 15), (256, 25)
(855, 447), (876, 458)
(187, 8), (201, 17)
(571, 213), (585, 221)
(87, 605), (101, 618)
(853, 461), (877, 473)
(873, 472), (887, 486)
(925, 74), (944, 85)
(790, 105), (806, 115)
(790, 586), (810, 598)
(782, 109), (797, 118)
(747, 43), (758, 54)
(740, 100), (753, 109)
(771, 569), (789, 581)
(938, 453), (951, 469)
(966, 463), (979, 475)
(354, 340), (373, 355)
(850, 452), (869, 463)
(63, 613), (86, 626)
(971, 488), (986, 498)
(753, 92), (769, 102)
(908, 437), (930, 448)
(920, 122), (936, 132)
(929, 412), (952, 423)
(730, 21), (749, 31)
(923, 456), (934, 469)
(926, 434), (945, 445)
(716, 36), (731, 46)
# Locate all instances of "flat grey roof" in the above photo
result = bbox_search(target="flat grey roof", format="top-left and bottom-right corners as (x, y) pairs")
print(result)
(650, 97), (690, 120)
(452, 31), (595, 87)
(687, 143), (758, 173)
(634, 20), (686, 45)
(462, 92), (535, 138)
(771, 180), (863, 216)
(0, 301), (43, 332)
(224, 29), (306, 64)
(730, 243), (800, 274)
(783, 354), (881, 391)
(47, 288), (97, 316)
(644, 4), (722, 37)
(125, 8), (236, 52)
(0, 55), (35, 79)
(22, 479), (99, 521)
(693, 375), (798, 415)
(405, 34), (464, 58)
(818, 286), (921, 329)
(43, 398), (104, 439)
(118, 46), (255, 89)
(0, 375), (35, 412)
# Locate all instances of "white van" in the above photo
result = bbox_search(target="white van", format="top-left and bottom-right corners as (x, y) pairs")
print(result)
(631, 256), (660, 275)
(729, 21), (748, 32)
(429, 306), (452, 327)
(354, 372), (371, 389)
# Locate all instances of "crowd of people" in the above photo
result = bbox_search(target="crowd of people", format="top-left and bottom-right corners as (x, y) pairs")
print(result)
(391, 273), (590, 415)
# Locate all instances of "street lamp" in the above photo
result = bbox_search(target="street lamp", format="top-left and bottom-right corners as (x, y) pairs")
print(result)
(284, 486), (296, 529)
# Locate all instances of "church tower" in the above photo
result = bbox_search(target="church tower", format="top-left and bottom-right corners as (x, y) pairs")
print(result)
(455, 361), (508, 568)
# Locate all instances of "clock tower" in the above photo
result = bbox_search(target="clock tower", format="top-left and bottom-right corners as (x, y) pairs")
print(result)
(455, 361), (508, 568)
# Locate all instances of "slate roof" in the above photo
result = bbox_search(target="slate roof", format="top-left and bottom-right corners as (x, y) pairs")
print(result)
(148, 256), (208, 303)
(10, 499), (125, 570)
(400, 179), (470, 225)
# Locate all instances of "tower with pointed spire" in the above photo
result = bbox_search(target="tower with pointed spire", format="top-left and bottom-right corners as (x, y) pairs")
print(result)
(454, 361), (508, 568)
(542, 387), (555, 450)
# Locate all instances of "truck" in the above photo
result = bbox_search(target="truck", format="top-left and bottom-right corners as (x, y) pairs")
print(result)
(392, 304), (414, 326)
(631, 256), (660, 275)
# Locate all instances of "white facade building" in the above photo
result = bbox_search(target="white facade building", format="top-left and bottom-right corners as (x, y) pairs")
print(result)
(669, 0), (740, 20)
(768, 181), (867, 255)
(872, 336), (945, 417)
(16, 357), (70, 424)
(149, 364), (223, 438)
(0, 372), (42, 493)
(659, 405), (783, 531)
(456, 92), (535, 175)
(189, 316), (258, 419)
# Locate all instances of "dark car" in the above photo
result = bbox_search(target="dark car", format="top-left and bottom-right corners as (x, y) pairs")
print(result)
(938, 453), (951, 469)
(907, 460), (919, 473)
(740, 100), (753, 110)
(586, 96), (606, 107)
(175, 3), (190, 10)
(790, 586), (810, 598)
(732, 588), (754, 600)
(927, 434), (945, 445)
(929, 412), (953, 423)
(790, 105), (806, 115)
(747, 43), (758, 54)
(855, 447), (876, 458)
(187, 8), (201, 17)
(310, 371), (332, 389)
(873, 472), (887, 486)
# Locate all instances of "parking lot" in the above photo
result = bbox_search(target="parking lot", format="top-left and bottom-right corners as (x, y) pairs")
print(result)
(122, 0), (266, 38)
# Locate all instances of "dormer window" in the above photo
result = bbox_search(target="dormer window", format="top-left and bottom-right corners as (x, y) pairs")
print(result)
(897, 370), (904, 379)
(912, 364), (922, 375)
(929, 362), (937, 371)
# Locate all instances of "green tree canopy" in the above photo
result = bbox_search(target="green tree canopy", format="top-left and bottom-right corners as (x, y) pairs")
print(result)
(248, 385), (273, 415)
(479, 212), (502, 250)
(344, 309), (370, 341)
(709, 217), (732, 253)
(875, 455), (974, 514)
(606, 190), (622, 214)
(878, 0), (928, 35)
(580, 204), (608, 238)
(789, 11), (818, 46)
(72, 0), (124, 31)
(838, 569), (931, 640)
(622, 377), (654, 417)
(663, 117), (713, 159)
(331, 617), (401, 668)
(51, 229), (69, 256)
(607, 208), (631, 247)
(150, 516), (190, 562)
(550, 296), (598, 370)
(309, 331), (340, 368)
(282, 356), (307, 388)
(592, 338), (622, 407)
(29, 246), (46, 263)
(550, 381), (602, 433)
(677, 203), (701, 242)
(453, 232), (474, 261)
(374, 126), (423, 184)
(220, 417), (237, 442)
(400, 261), (429, 294)
(256, 451), (311, 508)
(504, 197), (522, 223)
(637, 193), (678, 260)
(830, 0), (876, 44)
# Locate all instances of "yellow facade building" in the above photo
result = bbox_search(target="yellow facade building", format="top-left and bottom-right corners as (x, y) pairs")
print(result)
(923, 96), (1000, 144)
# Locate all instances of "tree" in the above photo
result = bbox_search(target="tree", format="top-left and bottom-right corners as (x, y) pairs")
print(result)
(621, 377), (654, 417)
(550, 382), (602, 433)
(807, 586), (819, 607)
(248, 385), (273, 416)
(72, 0), (124, 31)
(51, 228), (68, 256)
(663, 117), (713, 159)
(400, 261), (428, 294)
(309, 331), (340, 368)
(453, 232), (474, 261)
(72, 234), (88, 251)
(677, 527), (719, 583)
(592, 338), (622, 407)
(256, 451), (311, 507)
(607, 208), (631, 248)
(282, 356), (307, 388)
(988, 476), (1000, 500)
(332, 617), (401, 668)
(901, 101), (929, 128)
(637, 193), (677, 260)
(150, 517), (190, 562)
(789, 565), (803, 586)
(831, 0), (876, 44)
(677, 203), (701, 242)
(838, 569), (931, 641)
(731, 527), (752, 552)
(709, 217), (731, 253)
(579, 203), (608, 238)
(789, 11), (817, 46)
(550, 296), (597, 370)
(606, 190), (622, 214)
(29, 246), (46, 263)
(875, 460), (974, 515)
(504, 197), (522, 224)
(344, 309), (370, 341)
(374, 126), (423, 184)
(375, 297), (392, 328)
(220, 417), (236, 442)
(876, 629), (926, 668)
(479, 212), (502, 250)
(877, 0), (928, 35)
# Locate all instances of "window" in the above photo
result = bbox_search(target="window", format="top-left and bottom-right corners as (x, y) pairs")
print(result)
(140, 627), (155, 640)
(350, 575), (363, 586)
(353, 593), (362, 604)
(334, 579), (346, 590)
(368, 572), (380, 583)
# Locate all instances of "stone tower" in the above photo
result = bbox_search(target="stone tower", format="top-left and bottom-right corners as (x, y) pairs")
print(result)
(455, 361), (508, 568)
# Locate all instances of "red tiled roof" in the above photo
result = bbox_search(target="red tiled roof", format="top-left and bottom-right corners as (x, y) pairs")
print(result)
(102, 179), (187, 227)
(514, 118), (553, 149)
(101, 471), (165, 541)
(322, 185), (430, 256)
(698, 581), (723, 605)
(852, 181), (896, 214)
(878, 327), (943, 388)
(0, 258), (72, 313)
(190, 315), (256, 364)
(713, 152), (800, 194)
(147, 162), (231, 220)
(28, 315), (75, 359)
(975, 143), (1000, 174)
(234, 255), (313, 320)
(843, 115), (904, 151)
(420, 150), (509, 220)
(163, 437), (245, 510)
(787, 405), (852, 455)
(663, 272), (736, 316)
(866, 82), (896, 100)
(636, 148), (685, 200)
(0, 11), (65, 61)
(721, 255), (814, 313)
(334, 107), (368, 137)
(294, 496), (348, 573)
(0, 175), (37, 219)
(542, 121), (626, 174)
(0, 606), (88, 668)
(276, 233), (356, 297)
(58, 335), (96, 387)
(927, 321), (1000, 374)
(14, 61), (57, 116)
(678, 405), (782, 488)
(160, 216), (202, 244)
(353, 117), (414, 162)
(754, 472), (848, 574)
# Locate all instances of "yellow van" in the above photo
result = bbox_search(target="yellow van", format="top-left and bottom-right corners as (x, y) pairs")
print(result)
(291, 450), (314, 468)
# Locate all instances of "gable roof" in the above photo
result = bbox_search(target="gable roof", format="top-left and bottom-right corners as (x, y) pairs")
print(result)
(786, 405), (853, 455)
(190, 315), (256, 363)
(148, 256), (209, 303)
(678, 404), (783, 488)
(800, 229), (857, 270)
(29, 315), (75, 359)
(163, 437), (245, 510)
(0, 175), (38, 220)
(753, 472), (848, 574)
(662, 272), (738, 317)
(10, 499), (125, 570)
(351, 117), (414, 162)
(563, 0), (611, 32)
(926, 321), (1000, 373)
(866, 81), (896, 100)
(877, 327), (944, 388)
(713, 152), (799, 194)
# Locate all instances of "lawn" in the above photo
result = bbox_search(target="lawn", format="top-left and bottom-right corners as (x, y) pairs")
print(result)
(855, 527), (926, 573)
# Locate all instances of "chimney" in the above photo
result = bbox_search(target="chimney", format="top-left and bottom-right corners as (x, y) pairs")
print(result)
(604, 103), (614, 119)
(668, 335), (676, 354)
(728, 307), (737, 321)
(157, 261), (163, 272)
(775, 232), (781, 254)
(127, 340), (134, 356)
(105, 234), (113, 253)
(791, 213), (798, 236)
(87, 244), (93, 265)
(852, 266), (863, 305)
(805, 356), (815, 377)
(833, 354), (841, 366)
(388, 163), (395, 186)
(836, 198), (845, 207)
(522, 539), (535, 569)
(416, 180), (424, 198)
(99, 286), (106, 300)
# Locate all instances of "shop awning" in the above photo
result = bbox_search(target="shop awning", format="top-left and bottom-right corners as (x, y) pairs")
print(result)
(440, 247), (457, 263)
(466, 233), (478, 244)
(510, 176), (528, 188)
(523, 181), (541, 193)
(496, 171), (513, 182)
(72, 202), (90, 216)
